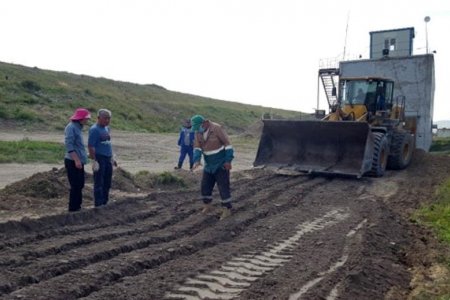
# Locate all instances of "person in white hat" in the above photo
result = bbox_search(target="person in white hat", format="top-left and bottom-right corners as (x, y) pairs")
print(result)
(64, 108), (91, 212)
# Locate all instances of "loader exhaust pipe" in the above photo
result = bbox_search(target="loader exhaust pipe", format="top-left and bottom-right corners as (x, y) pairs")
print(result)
(253, 120), (375, 177)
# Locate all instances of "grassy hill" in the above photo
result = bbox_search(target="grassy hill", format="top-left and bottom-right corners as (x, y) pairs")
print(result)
(0, 61), (308, 133)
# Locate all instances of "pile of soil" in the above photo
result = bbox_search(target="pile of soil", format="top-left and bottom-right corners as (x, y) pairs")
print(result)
(0, 167), (201, 223)
(1, 167), (68, 199)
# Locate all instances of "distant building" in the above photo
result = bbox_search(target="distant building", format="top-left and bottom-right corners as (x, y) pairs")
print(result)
(436, 128), (450, 138)
(370, 27), (415, 59)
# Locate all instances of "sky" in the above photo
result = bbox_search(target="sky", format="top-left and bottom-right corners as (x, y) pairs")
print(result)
(1, 0), (449, 121)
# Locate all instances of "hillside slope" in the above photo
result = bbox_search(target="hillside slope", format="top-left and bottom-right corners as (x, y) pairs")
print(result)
(0, 61), (306, 133)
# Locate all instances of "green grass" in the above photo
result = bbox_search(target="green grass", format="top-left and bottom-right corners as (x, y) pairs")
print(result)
(414, 179), (450, 244)
(412, 178), (450, 299)
(0, 139), (64, 163)
(133, 170), (186, 189)
(430, 137), (450, 154)
(155, 171), (186, 187)
(0, 61), (306, 134)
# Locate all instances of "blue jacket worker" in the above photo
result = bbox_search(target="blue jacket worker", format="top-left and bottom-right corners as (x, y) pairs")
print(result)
(175, 119), (195, 170)
(64, 108), (91, 212)
(190, 114), (234, 220)
(88, 108), (117, 207)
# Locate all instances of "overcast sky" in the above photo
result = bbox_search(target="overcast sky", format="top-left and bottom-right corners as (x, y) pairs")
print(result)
(1, 0), (449, 121)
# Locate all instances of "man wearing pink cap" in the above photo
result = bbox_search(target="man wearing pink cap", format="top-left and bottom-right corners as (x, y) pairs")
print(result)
(64, 108), (91, 212)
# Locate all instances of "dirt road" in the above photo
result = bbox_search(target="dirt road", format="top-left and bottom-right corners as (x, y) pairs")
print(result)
(0, 131), (449, 299)
(0, 130), (255, 189)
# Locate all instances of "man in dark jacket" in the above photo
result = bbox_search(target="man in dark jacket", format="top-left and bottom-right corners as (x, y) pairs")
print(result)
(175, 119), (195, 170)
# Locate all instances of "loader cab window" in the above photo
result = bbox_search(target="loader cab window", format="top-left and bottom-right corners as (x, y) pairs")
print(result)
(383, 81), (394, 110)
(340, 79), (394, 112)
(373, 81), (394, 111)
(341, 80), (377, 107)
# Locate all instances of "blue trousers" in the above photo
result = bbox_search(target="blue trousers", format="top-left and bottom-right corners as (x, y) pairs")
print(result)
(178, 145), (193, 169)
(93, 154), (113, 207)
(201, 167), (232, 208)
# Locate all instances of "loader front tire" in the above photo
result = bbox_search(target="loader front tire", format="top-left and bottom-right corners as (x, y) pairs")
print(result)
(368, 132), (388, 177)
(387, 132), (414, 170)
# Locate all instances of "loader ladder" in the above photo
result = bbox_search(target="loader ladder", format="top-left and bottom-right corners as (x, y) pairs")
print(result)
(319, 68), (339, 108)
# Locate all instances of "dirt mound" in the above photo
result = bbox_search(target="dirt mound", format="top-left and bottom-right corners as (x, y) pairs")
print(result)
(2, 167), (68, 199)
(0, 166), (201, 223)
(111, 168), (138, 192)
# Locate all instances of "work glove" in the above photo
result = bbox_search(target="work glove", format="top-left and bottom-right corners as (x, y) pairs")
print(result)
(191, 161), (203, 172)
(92, 160), (100, 172)
(111, 157), (118, 167)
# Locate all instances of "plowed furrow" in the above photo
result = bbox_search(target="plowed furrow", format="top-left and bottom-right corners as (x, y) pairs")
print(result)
(59, 183), (348, 299)
(0, 188), (205, 250)
(6, 203), (293, 299)
(2, 175), (332, 298)
(0, 175), (294, 268)
(0, 202), (160, 249)
(1, 175), (309, 270)
(0, 207), (222, 295)
(0, 206), (200, 268)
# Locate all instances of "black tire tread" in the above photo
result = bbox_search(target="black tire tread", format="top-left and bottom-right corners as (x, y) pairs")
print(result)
(387, 132), (414, 170)
(368, 132), (388, 177)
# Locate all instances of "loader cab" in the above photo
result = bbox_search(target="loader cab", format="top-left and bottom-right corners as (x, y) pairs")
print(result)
(338, 77), (394, 119)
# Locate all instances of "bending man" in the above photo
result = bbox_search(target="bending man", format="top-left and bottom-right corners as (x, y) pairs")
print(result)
(191, 115), (234, 220)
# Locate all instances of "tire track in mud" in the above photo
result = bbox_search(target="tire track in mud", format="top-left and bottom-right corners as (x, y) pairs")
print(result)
(165, 209), (351, 299)
(288, 219), (367, 300)
(1, 174), (332, 299)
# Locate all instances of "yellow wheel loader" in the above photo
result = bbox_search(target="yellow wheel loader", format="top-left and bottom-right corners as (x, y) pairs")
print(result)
(253, 77), (416, 178)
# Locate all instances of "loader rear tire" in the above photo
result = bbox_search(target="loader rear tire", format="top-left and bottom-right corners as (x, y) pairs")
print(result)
(368, 132), (388, 177)
(387, 132), (414, 170)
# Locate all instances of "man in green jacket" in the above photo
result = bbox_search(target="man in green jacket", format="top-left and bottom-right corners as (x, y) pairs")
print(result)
(191, 115), (234, 220)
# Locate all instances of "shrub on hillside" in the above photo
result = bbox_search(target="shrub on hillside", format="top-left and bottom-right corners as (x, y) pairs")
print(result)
(21, 80), (41, 92)
(12, 107), (37, 121)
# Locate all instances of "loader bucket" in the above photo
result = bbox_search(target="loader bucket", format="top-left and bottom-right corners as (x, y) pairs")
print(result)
(253, 120), (375, 177)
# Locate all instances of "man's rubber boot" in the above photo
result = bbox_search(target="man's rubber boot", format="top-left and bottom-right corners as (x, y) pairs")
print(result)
(201, 203), (213, 214)
(219, 207), (231, 220)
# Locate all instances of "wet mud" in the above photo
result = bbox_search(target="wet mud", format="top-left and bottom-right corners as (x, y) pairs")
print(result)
(0, 151), (450, 299)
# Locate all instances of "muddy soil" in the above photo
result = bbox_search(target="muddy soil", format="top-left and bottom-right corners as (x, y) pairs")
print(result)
(0, 129), (450, 299)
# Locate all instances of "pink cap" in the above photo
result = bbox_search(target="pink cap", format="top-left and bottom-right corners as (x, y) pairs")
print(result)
(70, 108), (91, 121)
